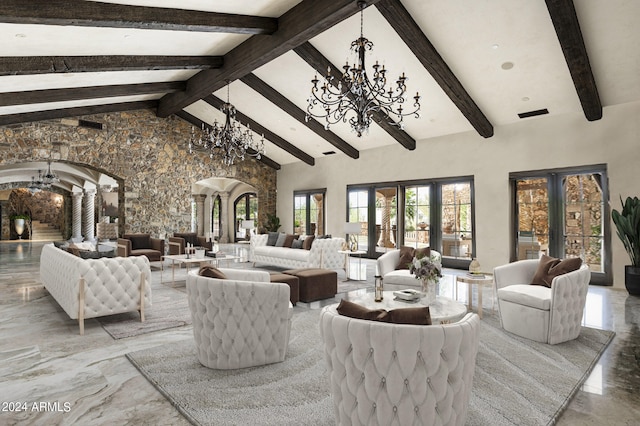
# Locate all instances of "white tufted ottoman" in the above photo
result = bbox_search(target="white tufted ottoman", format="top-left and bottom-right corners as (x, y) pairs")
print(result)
(186, 269), (293, 369)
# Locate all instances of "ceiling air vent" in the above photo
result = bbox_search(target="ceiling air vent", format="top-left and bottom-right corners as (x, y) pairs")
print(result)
(323, 151), (336, 155)
(518, 108), (549, 119)
(78, 119), (104, 130)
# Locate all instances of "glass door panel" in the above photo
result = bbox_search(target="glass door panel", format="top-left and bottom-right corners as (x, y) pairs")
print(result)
(404, 185), (431, 249)
(310, 192), (323, 235)
(348, 189), (369, 252)
(516, 178), (549, 259)
(563, 174), (604, 272)
(440, 182), (473, 259)
(375, 187), (397, 254)
(293, 195), (306, 235)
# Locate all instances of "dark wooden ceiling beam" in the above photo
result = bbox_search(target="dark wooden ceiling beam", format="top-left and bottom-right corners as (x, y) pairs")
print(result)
(175, 110), (281, 170)
(204, 95), (315, 166)
(0, 56), (223, 76)
(0, 0), (277, 34)
(0, 100), (158, 126)
(375, 0), (493, 138)
(0, 82), (185, 107)
(158, 0), (383, 117)
(240, 73), (359, 159)
(545, 0), (602, 121)
(293, 42), (416, 150)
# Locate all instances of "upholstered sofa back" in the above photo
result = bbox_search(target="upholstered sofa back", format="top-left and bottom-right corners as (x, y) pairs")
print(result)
(40, 244), (152, 333)
(320, 307), (480, 425)
(250, 233), (345, 270)
(377, 249), (442, 288)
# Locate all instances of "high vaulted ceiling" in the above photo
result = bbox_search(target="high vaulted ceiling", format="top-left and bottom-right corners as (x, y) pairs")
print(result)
(1, 0), (638, 171)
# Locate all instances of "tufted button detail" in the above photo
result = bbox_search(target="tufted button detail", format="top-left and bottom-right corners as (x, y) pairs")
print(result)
(404, 379), (409, 385)
(381, 377), (386, 383)
(370, 348), (374, 354)
(427, 378), (431, 383)
(392, 351), (397, 357)
(417, 351), (422, 357)
(415, 406), (419, 413)
(393, 406), (397, 413)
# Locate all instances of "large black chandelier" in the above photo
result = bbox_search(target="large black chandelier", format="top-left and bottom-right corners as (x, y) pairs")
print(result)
(305, 1), (421, 137)
(189, 83), (265, 166)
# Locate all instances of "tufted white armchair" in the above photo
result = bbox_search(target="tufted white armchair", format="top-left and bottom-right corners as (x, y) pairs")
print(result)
(186, 268), (293, 369)
(494, 259), (590, 344)
(319, 306), (480, 426)
(377, 249), (442, 289)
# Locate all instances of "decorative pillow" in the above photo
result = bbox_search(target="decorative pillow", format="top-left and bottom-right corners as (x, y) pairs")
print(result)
(386, 306), (432, 325)
(127, 234), (150, 250)
(302, 235), (316, 250)
(291, 239), (304, 249)
(275, 233), (288, 247)
(337, 299), (388, 321)
(396, 246), (415, 270)
(336, 300), (432, 325)
(198, 266), (227, 279)
(283, 234), (297, 248)
(266, 232), (279, 246)
(414, 247), (431, 260)
(531, 254), (582, 287)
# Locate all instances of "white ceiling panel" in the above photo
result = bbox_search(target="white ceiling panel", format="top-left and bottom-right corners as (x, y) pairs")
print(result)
(0, 94), (163, 116)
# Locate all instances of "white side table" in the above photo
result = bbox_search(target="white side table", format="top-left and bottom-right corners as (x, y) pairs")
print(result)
(455, 273), (494, 318)
(338, 249), (367, 281)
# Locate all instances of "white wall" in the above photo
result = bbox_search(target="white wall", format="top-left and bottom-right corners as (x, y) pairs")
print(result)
(276, 101), (640, 289)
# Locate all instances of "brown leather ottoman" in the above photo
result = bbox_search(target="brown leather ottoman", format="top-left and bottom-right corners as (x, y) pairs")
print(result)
(282, 268), (337, 302)
(270, 273), (300, 306)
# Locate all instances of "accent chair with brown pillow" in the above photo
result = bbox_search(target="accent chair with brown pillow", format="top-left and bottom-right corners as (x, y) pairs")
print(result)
(494, 257), (590, 344)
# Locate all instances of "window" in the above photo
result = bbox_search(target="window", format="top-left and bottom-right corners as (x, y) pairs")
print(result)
(347, 177), (475, 268)
(511, 165), (610, 285)
(211, 195), (221, 241)
(293, 189), (326, 235)
(233, 193), (257, 242)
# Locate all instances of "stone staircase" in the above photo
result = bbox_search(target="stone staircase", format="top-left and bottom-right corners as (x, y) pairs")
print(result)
(30, 220), (64, 242)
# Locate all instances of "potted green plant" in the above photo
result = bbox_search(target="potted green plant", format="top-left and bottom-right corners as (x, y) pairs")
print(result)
(263, 213), (281, 232)
(612, 196), (640, 295)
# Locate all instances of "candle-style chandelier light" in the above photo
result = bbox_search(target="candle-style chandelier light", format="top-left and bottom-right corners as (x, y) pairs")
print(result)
(305, 1), (421, 137)
(188, 82), (265, 166)
(27, 161), (59, 194)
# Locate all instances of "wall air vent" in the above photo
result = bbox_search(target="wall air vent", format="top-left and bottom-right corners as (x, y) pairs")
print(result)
(78, 119), (104, 130)
(323, 151), (336, 155)
(518, 108), (549, 119)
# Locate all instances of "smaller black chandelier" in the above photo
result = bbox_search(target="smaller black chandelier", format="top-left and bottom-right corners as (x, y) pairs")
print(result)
(305, 1), (421, 137)
(189, 83), (265, 166)
(28, 161), (59, 194)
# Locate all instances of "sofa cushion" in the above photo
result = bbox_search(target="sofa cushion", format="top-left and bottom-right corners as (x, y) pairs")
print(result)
(199, 266), (227, 279)
(291, 239), (304, 249)
(256, 246), (311, 262)
(175, 232), (199, 246)
(396, 246), (431, 270)
(266, 232), (279, 246)
(498, 284), (551, 310)
(275, 233), (288, 247)
(128, 234), (151, 250)
(383, 269), (421, 287)
(283, 234), (297, 248)
(531, 255), (582, 287)
(337, 299), (387, 321)
(302, 235), (315, 250)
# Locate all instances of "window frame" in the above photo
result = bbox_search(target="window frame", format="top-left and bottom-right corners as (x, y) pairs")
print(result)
(293, 188), (326, 236)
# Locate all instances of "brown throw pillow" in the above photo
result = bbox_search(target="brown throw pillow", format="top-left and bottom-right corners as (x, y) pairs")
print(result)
(531, 254), (582, 287)
(198, 266), (227, 279)
(396, 246), (415, 270)
(386, 306), (432, 325)
(414, 247), (431, 260)
(336, 299), (388, 321)
(302, 235), (315, 250)
(283, 234), (296, 248)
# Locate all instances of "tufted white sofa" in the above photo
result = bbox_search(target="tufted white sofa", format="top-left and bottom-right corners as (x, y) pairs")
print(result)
(320, 306), (480, 426)
(186, 268), (293, 369)
(377, 249), (442, 290)
(40, 243), (151, 335)
(249, 234), (345, 270)
(494, 259), (590, 344)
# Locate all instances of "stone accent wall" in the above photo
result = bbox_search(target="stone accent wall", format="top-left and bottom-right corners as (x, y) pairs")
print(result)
(0, 109), (277, 239)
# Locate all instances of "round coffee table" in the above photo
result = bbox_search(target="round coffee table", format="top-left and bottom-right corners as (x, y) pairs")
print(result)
(346, 291), (468, 324)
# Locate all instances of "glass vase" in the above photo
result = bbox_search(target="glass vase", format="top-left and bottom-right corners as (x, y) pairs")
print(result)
(421, 278), (437, 306)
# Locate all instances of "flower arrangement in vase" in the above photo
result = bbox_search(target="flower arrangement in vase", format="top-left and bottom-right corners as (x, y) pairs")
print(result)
(409, 253), (442, 306)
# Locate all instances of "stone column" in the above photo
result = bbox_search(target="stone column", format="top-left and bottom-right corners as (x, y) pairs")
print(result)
(82, 189), (96, 242)
(193, 194), (207, 237)
(219, 192), (230, 243)
(0, 200), (10, 240)
(71, 192), (84, 242)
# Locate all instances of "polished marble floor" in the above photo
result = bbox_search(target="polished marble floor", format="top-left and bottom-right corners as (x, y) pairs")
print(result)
(0, 241), (639, 425)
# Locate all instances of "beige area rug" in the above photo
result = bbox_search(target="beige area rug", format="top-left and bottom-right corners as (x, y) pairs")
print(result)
(126, 309), (614, 426)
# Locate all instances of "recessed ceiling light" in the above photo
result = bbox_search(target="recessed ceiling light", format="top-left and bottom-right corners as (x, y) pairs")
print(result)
(492, 44), (499, 50)
(501, 62), (514, 70)
(15, 33), (26, 38)
(522, 97), (530, 102)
